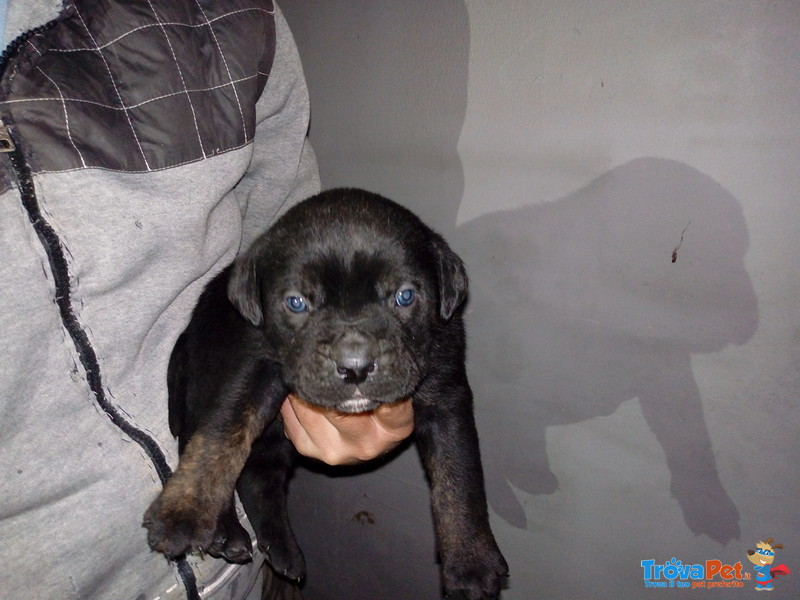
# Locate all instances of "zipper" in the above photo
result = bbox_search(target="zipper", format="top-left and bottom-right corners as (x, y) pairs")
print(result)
(0, 18), (180, 487)
(0, 118), (14, 151)
(0, 14), (201, 600)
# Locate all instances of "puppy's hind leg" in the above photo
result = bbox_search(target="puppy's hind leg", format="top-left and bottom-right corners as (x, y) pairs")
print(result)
(237, 420), (305, 583)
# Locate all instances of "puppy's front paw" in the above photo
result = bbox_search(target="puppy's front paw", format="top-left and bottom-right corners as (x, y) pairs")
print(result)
(207, 515), (253, 564)
(443, 539), (509, 600)
(143, 494), (216, 559)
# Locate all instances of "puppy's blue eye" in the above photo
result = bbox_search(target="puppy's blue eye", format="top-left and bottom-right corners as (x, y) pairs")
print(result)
(285, 295), (308, 313)
(395, 288), (415, 307)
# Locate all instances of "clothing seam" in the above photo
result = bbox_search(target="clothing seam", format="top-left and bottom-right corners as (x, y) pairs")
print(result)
(35, 65), (87, 167)
(0, 72), (263, 111)
(45, 7), (275, 53)
(73, 5), (151, 170)
(19, 136), (254, 179)
(192, 0), (248, 145)
(8, 141), (175, 477)
(6, 124), (199, 600)
(145, 0), (206, 158)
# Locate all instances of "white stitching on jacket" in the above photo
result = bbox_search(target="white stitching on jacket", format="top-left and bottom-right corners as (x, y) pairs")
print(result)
(145, 0), (206, 158)
(46, 8), (275, 53)
(73, 5), (152, 170)
(35, 67), (88, 168)
(192, 0), (249, 146)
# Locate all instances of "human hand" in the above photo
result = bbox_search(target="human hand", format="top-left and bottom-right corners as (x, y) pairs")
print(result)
(279, 393), (414, 465)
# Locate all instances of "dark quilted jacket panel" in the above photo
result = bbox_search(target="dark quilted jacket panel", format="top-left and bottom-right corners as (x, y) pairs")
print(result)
(0, 0), (276, 174)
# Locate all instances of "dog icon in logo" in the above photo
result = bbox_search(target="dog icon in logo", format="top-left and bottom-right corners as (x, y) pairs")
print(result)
(747, 538), (791, 591)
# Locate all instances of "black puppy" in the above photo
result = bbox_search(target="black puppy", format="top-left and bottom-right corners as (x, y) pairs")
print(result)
(144, 189), (508, 599)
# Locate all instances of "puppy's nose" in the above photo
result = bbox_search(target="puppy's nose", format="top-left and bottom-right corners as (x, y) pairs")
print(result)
(336, 358), (376, 384)
(333, 332), (377, 384)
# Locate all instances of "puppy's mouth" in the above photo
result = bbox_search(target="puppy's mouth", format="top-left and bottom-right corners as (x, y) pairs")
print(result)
(335, 389), (380, 414)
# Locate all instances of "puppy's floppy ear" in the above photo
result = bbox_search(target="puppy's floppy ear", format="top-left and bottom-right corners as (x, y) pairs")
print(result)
(431, 235), (468, 320)
(227, 254), (263, 327)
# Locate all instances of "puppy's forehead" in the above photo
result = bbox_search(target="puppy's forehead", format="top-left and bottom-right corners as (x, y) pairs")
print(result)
(267, 193), (436, 290)
(277, 224), (424, 301)
(300, 228), (413, 285)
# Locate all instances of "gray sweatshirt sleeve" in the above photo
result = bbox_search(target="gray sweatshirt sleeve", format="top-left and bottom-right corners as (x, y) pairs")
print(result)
(237, 4), (321, 251)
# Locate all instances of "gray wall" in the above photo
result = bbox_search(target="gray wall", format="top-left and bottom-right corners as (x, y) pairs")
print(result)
(280, 2), (800, 598)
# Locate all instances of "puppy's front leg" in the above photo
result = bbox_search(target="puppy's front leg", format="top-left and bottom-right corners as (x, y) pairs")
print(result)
(144, 361), (285, 559)
(414, 382), (508, 600)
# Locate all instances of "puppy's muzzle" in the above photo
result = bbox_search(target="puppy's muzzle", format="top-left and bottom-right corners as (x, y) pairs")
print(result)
(333, 330), (378, 385)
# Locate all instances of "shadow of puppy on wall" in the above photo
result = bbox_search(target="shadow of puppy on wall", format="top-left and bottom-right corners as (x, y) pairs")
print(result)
(454, 157), (757, 544)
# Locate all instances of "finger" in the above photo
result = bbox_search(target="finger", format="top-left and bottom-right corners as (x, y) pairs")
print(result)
(371, 399), (414, 440)
(324, 409), (378, 442)
(279, 397), (322, 457)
